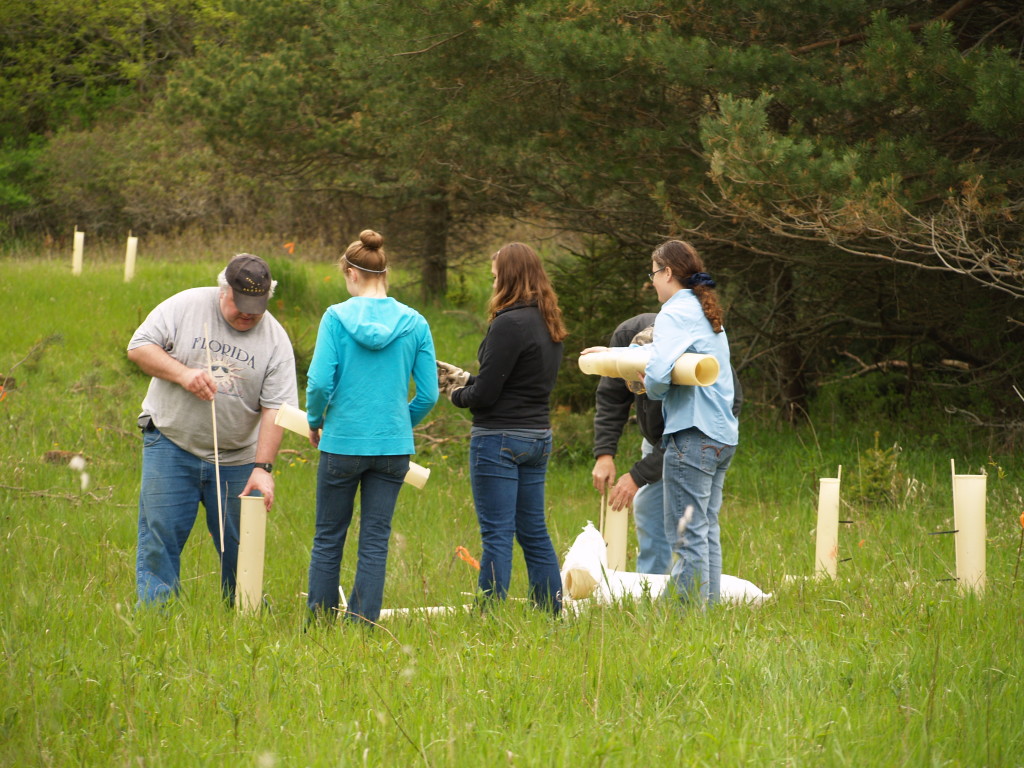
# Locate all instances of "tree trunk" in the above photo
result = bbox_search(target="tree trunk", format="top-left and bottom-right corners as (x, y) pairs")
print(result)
(420, 192), (450, 301)
(774, 263), (809, 423)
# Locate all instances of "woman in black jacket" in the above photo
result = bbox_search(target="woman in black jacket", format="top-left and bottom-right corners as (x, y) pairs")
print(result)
(440, 243), (568, 613)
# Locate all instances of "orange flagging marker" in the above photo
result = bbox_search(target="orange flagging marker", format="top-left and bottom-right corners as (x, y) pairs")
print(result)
(455, 546), (481, 571)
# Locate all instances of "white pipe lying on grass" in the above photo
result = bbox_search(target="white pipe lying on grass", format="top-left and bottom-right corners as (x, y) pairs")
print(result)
(578, 348), (719, 387)
(561, 523), (772, 606)
(367, 522), (771, 621)
(237, 495), (267, 613)
(951, 459), (986, 595)
(378, 605), (474, 619)
(275, 402), (430, 489)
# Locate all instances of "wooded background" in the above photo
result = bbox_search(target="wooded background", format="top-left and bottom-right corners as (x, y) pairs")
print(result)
(3, 0), (1022, 426)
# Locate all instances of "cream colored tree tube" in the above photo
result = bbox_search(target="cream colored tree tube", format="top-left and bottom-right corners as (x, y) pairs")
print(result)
(124, 234), (138, 282)
(578, 348), (719, 386)
(72, 228), (84, 276)
(237, 495), (267, 613)
(814, 475), (841, 579)
(274, 402), (430, 489)
(275, 402), (309, 435)
(600, 493), (629, 571)
(564, 568), (599, 599)
(951, 459), (986, 595)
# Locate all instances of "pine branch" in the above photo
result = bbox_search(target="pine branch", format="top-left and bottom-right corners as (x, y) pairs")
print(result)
(791, 0), (984, 54)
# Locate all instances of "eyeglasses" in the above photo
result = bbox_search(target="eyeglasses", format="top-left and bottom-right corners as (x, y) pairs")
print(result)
(648, 267), (666, 281)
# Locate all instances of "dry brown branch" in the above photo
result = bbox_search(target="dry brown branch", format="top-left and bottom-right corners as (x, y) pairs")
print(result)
(699, 178), (1024, 298)
(821, 350), (913, 383)
(791, 0), (983, 54)
(0, 484), (114, 504)
(943, 405), (1024, 430)
(392, 30), (469, 57)
(43, 450), (86, 465)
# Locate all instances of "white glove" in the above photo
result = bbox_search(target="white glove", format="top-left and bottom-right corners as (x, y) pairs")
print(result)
(437, 360), (470, 396)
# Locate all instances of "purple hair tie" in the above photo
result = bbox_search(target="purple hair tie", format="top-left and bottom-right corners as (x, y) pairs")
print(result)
(687, 272), (716, 288)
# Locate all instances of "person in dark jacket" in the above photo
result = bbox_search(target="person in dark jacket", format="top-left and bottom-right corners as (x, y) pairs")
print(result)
(438, 243), (568, 613)
(589, 313), (743, 575)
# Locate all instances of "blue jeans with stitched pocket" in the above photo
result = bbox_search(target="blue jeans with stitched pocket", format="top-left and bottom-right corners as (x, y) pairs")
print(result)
(136, 426), (250, 605)
(307, 452), (408, 624)
(633, 438), (671, 575)
(662, 427), (736, 606)
(470, 430), (562, 614)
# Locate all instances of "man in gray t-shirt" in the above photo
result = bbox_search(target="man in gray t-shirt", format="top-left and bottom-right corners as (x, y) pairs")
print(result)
(128, 253), (298, 606)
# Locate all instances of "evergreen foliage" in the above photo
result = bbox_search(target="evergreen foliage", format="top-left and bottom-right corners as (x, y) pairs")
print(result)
(2, 0), (1022, 417)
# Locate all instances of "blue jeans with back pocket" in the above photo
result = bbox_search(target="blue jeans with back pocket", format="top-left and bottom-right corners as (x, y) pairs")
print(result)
(470, 430), (562, 614)
(662, 427), (736, 606)
(136, 426), (250, 605)
(307, 452), (408, 624)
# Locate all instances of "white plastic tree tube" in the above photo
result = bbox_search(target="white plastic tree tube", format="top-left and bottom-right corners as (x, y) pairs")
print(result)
(601, 492), (629, 571)
(951, 459), (986, 595)
(72, 228), (84, 276)
(124, 234), (138, 282)
(578, 347), (719, 386)
(814, 469), (842, 579)
(274, 402), (430, 489)
(275, 402), (309, 435)
(237, 495), (267, 613)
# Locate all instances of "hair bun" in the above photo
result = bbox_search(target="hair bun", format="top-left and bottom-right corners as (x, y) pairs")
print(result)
(359, 229), (383, 250)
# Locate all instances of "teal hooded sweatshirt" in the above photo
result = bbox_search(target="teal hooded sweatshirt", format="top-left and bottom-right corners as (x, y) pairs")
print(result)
(306, 296), (438, 456)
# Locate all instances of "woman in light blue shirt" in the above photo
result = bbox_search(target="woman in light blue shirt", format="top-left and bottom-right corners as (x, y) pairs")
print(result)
(645, 240), (738, 607)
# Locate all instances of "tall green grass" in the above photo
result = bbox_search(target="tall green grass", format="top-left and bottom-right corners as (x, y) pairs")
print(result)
(2, 259), (1022, 766)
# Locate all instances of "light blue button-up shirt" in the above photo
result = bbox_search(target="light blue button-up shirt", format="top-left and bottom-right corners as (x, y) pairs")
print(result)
(644, 289), (739, 446)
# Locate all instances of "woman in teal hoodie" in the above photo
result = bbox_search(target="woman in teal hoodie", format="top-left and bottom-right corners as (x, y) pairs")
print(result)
(305, 230), (438, 624)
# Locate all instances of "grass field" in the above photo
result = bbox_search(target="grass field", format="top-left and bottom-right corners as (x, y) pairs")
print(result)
(2, 253), (1023, 766)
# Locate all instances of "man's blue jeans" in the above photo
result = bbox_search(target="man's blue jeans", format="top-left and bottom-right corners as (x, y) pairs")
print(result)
(633, 438), (671, 575)
(136, 427), (250, 604)
(662, 427), (736, 606)
(307, 452), (408, 624)
(470, 431), (562, 614)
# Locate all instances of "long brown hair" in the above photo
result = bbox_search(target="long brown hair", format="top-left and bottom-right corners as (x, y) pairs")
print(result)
(652, 239), (724, 333)
(488, 242), (568, 342)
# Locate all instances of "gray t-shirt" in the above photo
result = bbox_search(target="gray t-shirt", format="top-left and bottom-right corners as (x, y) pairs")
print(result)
(128, 286), (298, 464)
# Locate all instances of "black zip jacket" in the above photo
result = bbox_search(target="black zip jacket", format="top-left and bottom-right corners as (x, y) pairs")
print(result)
(451, 303), (563, 429)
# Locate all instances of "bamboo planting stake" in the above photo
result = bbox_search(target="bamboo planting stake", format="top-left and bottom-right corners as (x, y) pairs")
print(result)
(204, 323), (224, 554)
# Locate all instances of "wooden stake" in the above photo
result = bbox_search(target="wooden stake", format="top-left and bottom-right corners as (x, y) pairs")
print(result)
(204, 323), (224, 554)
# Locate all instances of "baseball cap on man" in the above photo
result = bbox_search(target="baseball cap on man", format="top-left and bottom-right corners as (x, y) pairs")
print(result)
(225, 254), (272, 314)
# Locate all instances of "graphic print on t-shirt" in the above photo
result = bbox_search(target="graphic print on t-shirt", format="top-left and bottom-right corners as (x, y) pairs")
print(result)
(192, 335), (257, 398)
(210, 357), (245, 396)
